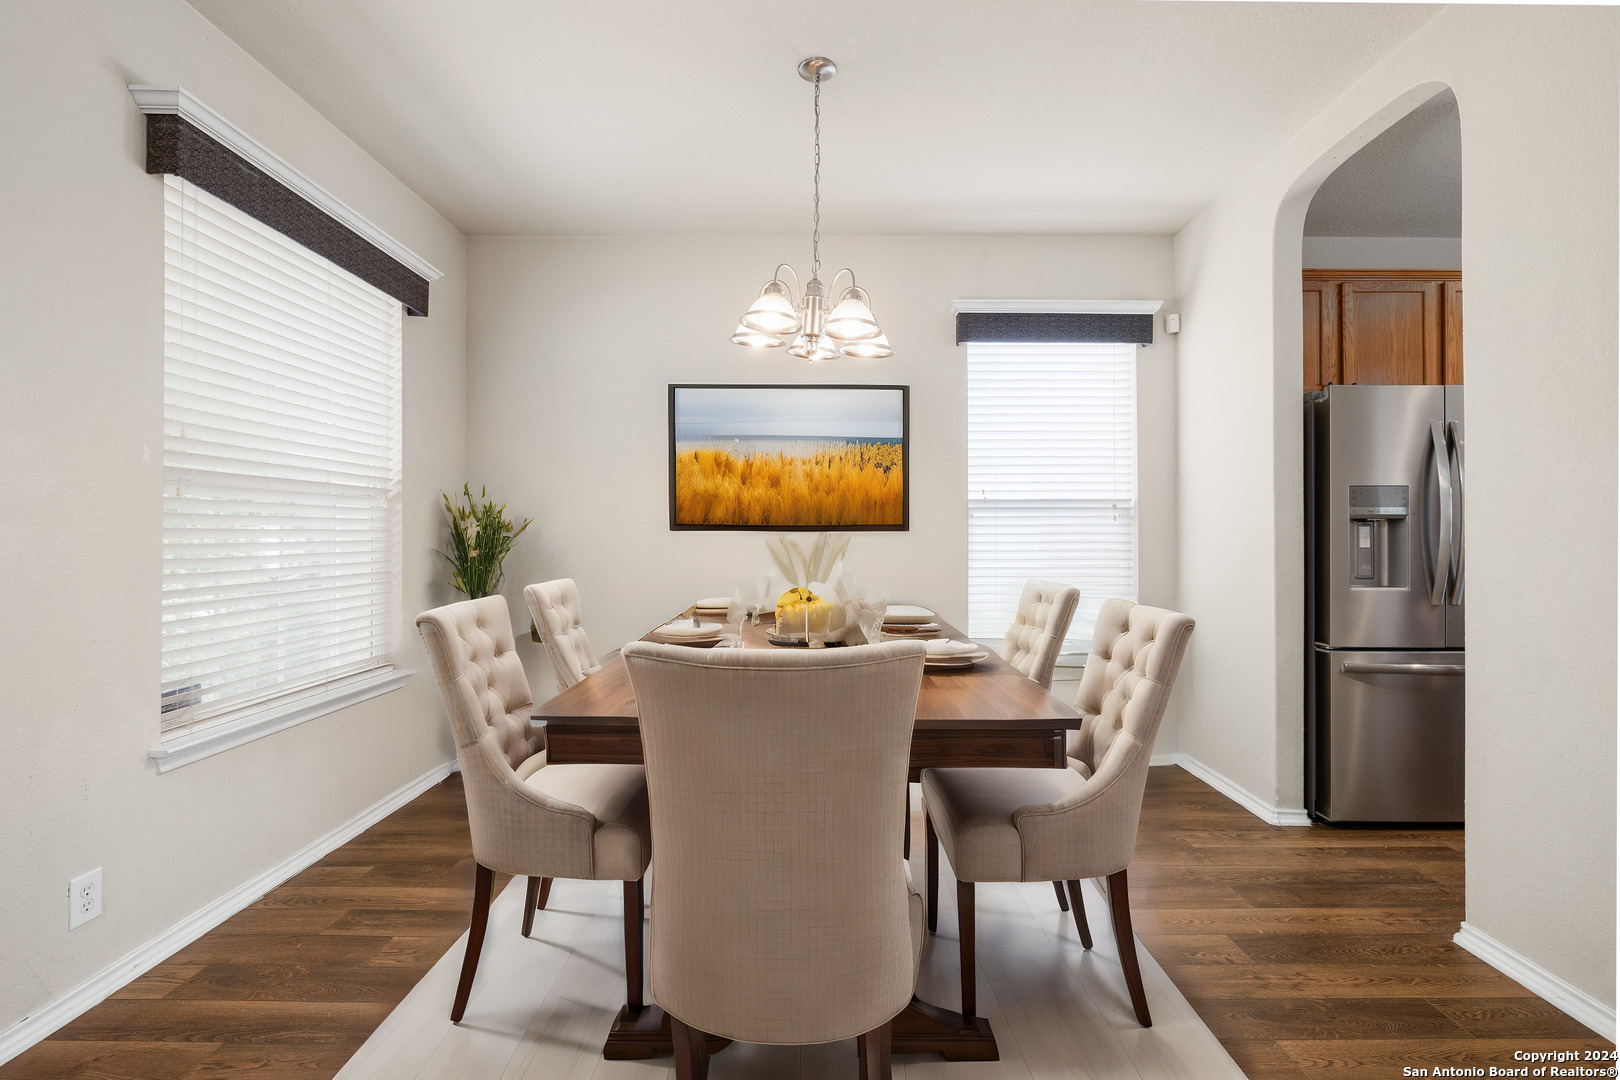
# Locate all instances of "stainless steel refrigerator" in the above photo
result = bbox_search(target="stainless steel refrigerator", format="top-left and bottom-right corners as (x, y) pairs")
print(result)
(1305, 384), (1465, 822)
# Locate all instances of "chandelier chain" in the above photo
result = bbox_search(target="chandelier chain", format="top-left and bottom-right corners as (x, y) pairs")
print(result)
(811, 71), (821, 281)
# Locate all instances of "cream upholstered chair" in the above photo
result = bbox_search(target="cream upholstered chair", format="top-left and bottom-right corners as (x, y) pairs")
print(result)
(922, 599), (1194, 1028)
(524, 577), (601, 689)
(999, 578), (1080, 691)
(416, 595), (650, 1024)
(622, 640), (928, 1080)
(1001, 579), (1084, 924)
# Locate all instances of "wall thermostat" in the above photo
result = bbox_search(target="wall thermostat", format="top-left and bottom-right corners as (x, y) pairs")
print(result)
(1164, 313), (1181, 334)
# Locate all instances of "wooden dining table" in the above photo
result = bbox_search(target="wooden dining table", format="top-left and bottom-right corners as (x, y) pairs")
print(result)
(531, 610), (1081, 1063)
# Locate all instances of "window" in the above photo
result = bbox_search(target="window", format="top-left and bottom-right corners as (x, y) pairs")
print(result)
(161, 175), (402, 737)
(966, 341), (1137, 655)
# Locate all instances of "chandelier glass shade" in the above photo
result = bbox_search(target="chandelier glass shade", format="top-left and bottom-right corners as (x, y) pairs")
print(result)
(732, 58), (891, 361)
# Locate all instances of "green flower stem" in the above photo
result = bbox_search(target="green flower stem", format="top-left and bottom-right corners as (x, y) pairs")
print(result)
(435, 483), (532, 599)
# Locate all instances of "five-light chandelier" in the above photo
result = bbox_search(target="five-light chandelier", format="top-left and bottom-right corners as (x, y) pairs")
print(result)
(731, 57), (892, 360)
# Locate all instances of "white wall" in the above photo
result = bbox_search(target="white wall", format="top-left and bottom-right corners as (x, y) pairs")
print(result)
(1174, 6), (1616, 1012)
(0, 0), (466, 1034)
(1302, 235), (1461, 270)
(465, 234), (1178, 730)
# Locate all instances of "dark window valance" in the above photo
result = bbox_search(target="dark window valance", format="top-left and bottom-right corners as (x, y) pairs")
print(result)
(955, 311), (1153, 346)
(140, 107), (432, 316)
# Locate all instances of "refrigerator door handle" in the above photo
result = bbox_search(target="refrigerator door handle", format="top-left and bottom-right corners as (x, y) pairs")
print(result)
(1341, 661), (1466, 676)
(1447, 419), (1465, 606)
(1428, 420), (1453, 606)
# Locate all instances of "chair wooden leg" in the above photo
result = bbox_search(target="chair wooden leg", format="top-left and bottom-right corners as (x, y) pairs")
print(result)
(521, 876), (540, 937)
(925, 813), (939, 934)
(536, 876), (552, 910)
(1065, 880), (1093, 949)
(902, 795), (911, 861)
(623, 878), (644, 1015)
(671, 1014), (710, 1080)
(1052, 880), (1070, 911)
(450, 862), (493, 1023)
(857, 1019), (893, 1080)
(1107, 869), (1152, 1027)
(957, 879), (976, 1021)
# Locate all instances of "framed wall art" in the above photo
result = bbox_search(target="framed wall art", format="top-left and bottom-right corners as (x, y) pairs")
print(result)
(669, 384), (909, 531)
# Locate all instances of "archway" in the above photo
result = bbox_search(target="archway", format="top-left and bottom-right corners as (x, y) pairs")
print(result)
(1268, 80), (1460, 814)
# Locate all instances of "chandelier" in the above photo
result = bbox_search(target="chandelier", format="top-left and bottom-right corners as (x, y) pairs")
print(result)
(731, 57), (892, 360)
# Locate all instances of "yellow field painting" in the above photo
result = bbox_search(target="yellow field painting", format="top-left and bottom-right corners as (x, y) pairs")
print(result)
(674, 441), (904, 527)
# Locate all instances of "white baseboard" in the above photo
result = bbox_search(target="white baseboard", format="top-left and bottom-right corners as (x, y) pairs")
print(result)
(1454, 922), (1617, 1041)
(0, 759), (459, 1067)
(1164, 753), (1313, 827)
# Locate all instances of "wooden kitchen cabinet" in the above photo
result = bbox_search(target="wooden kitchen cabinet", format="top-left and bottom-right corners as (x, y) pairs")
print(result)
(1442, 279), (1463, 385)
(1303, 269), (1462, 391)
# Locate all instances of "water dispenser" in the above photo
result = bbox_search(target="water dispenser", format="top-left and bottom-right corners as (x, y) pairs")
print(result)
(1347, 485), (1409, 589)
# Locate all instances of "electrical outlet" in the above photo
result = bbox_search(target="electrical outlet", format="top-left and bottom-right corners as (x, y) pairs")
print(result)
(69, 868), (102, 930)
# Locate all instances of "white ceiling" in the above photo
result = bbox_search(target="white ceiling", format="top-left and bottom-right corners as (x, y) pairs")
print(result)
(1305, 88), (1461, 237)
(187, 0), (1441, 237)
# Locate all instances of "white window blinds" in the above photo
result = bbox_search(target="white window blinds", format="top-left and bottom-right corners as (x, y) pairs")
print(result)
(161, 175), (402, 735)
(966, 342), (1137, 654)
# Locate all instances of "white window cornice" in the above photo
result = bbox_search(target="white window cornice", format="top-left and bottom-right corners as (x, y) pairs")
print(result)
(128, 85), (443, 284)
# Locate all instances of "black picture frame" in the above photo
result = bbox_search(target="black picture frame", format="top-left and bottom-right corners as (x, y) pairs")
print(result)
(668, 383), (910, 531)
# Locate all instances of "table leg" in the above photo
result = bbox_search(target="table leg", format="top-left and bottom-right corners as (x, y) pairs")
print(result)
(890, 997), (1000, 1061)
(603, 1005), (732, 1060)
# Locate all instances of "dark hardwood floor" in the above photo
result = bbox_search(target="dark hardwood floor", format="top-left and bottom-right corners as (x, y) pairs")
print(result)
(1130, 766), (1613, 1078)
(2, 767), (1611, 1078)
(0, 775), (506, 1080)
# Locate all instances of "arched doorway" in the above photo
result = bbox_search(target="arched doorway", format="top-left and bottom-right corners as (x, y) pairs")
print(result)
(1290, 87), (1467, 826)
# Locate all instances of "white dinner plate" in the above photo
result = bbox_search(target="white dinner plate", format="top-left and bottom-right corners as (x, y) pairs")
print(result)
(650, 618), (727, 640)
(693, 597), (733, 610)
(924, 651), (989, 669)
(923, 638), (984, 657)
(883, 605), (936, 624)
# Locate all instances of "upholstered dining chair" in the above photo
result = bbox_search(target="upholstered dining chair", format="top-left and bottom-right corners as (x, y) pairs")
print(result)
(922, 599), (1194, 1028)
(622, 640), (928, 1080)
(999, 578), (1080, 691)
(416, 595), (650, 1024)
(524, 577), (601, 689)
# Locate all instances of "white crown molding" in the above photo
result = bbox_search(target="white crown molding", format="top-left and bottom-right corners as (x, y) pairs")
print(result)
(949, 299), (1165, 315)
(149, 668), (413, 773)
(1454, 922), (1616, 1041)
(1170, 753), (1314, 827)
(127, 85), (443, 284)
(0, 759), (459, 1067)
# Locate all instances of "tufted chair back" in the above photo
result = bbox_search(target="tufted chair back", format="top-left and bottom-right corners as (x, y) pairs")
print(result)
(420, 596), (624, 876)
(525, 578), (601, 689)
(416, 595), (541, 769)
(998, 579), (1080, 691)
(1012, 599), (1194, 881)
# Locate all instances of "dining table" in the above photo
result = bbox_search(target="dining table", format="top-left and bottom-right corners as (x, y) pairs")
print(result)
(531, 608), (1081, 1064)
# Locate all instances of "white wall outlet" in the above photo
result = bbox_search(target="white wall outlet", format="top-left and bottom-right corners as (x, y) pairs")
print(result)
(69, 868), (102, 930)
(1164, 313), (1181, 334)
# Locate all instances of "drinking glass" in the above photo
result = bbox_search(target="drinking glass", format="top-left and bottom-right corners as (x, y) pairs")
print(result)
(858, 601), (887, 646)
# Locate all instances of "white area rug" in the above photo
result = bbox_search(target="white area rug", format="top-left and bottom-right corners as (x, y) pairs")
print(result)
(336, 861), (1246, 1079)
